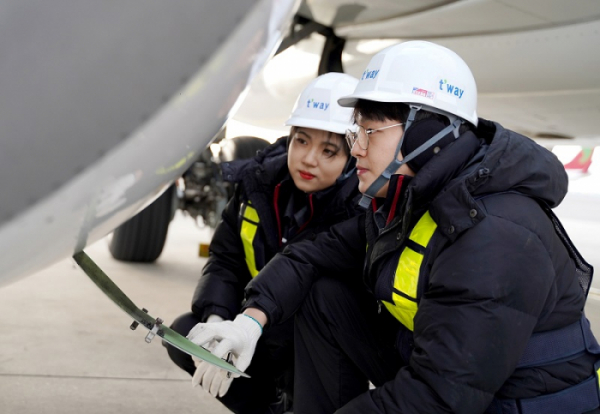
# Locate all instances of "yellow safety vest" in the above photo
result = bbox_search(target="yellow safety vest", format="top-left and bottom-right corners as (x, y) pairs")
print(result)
(382, 211), (437, 331)
(239, 201), (260, 277)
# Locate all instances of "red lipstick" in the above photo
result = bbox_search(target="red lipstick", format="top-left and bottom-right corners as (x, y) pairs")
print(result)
(299, 171), (315, 180)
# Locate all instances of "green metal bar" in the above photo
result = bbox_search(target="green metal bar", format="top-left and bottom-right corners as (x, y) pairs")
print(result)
(72, 251), (248, 378)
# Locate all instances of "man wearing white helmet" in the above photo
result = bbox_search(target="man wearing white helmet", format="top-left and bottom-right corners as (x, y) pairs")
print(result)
(165, 72), (362, 413)
(189, 41), (599, 413)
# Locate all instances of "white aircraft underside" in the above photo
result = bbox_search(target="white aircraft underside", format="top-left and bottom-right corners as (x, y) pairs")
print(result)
(0, 0), (299, 286)
(235, 0), (600, 141)
(1, 0), (599, 288)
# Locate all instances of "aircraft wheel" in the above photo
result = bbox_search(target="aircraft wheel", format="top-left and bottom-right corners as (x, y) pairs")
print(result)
(107, 136), (268, 263)
(108, 184), (175, 262)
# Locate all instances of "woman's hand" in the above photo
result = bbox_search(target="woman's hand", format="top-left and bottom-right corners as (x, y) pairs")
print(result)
(186, 310), (266, 396)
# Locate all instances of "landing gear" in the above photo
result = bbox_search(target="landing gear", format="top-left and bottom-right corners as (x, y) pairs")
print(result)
(108, 136), (269, 263)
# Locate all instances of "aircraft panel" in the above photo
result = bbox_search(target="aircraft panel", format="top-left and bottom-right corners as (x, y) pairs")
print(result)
(479, 89), (600, 139)
(335, 0), (600, 38)
(0, 0), (258, 228)
(500, 0), (600, 23)
(340, 19), (600, 138)
(0, 0), (299, 286)
(235, 12), (600, 140)
(299, 0), (453, 27)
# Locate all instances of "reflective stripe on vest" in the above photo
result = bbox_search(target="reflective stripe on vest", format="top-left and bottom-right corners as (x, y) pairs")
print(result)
(382, 211), (437, 331)
(240, 202), (260, 278)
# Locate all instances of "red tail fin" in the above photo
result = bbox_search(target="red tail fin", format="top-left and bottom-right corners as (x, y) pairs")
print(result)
(564, 148), (594, 173)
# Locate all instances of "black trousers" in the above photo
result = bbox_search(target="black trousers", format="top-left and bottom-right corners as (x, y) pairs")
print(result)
(165, 312), (294, 414)
(293, 277), (403, 414)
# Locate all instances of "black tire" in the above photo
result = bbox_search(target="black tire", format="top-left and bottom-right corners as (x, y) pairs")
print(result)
(108, 185), (175, 262)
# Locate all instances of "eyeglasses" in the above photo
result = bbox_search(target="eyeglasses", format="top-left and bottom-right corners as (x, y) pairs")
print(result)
(345, 123), (404, 150)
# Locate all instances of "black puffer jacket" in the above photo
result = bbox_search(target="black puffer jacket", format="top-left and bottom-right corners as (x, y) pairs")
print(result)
(191, 137), (361, 322)
(245, 120), (596, 413)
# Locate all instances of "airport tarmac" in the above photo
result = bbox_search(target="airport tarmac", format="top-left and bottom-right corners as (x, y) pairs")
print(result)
(0, 213), (230, 414)
(1, 186), (599, 414)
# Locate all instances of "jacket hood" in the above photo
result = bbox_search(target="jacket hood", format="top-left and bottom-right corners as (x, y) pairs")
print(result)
(468, 119), (568, 207)
(407, 119), (568, 241)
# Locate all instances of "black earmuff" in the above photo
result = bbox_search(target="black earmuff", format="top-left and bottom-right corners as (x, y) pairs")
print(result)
(400, 118), (456, 172)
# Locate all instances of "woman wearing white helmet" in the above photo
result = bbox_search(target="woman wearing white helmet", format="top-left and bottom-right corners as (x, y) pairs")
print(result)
(189, 41), (598, 413)
(165, 72), (362, 413)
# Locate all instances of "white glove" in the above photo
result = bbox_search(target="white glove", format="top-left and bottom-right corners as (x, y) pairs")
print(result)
(190, 314), (227, 396)
(187, 314), (263, 397)
(193, 315), (224, 362)
(205, 314), (225, 324)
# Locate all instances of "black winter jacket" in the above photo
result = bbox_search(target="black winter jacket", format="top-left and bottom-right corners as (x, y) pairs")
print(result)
(191, 137), (361, 322)
(244, 120), (596, 413)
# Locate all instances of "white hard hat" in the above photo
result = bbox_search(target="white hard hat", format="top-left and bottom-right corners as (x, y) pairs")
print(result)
(338, 41), (478, 126)
(286, 72), (359, 134)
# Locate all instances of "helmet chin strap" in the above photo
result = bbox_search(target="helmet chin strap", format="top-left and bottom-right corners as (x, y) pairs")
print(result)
(358, 105), (463, 209)
(338, 155), (356, 182)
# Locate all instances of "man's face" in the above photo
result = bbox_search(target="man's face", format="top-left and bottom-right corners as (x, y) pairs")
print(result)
(350, 115), (414, 197)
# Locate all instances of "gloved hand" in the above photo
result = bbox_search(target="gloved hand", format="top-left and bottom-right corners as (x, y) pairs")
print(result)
(187, 313), (263, 397)
(190, 314), (227, 396)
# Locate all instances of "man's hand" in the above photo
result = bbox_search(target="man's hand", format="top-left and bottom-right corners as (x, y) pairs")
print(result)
(187, 313), (263, 397)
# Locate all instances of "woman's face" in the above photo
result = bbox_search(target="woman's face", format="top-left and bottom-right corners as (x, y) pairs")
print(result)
(287, 127), (348, 193)
(350, 115), (414, 197)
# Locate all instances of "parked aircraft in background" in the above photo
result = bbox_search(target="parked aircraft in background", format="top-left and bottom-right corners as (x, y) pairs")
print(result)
(1, 0), (599, 289)
(564, 148), (596, 174)
(552, 144), (599, 285)
(554, 146), (599, 196)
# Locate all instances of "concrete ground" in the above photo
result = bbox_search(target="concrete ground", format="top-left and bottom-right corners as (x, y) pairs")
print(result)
(0, 213), (230, 414)
(0, 184), (599, 413)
